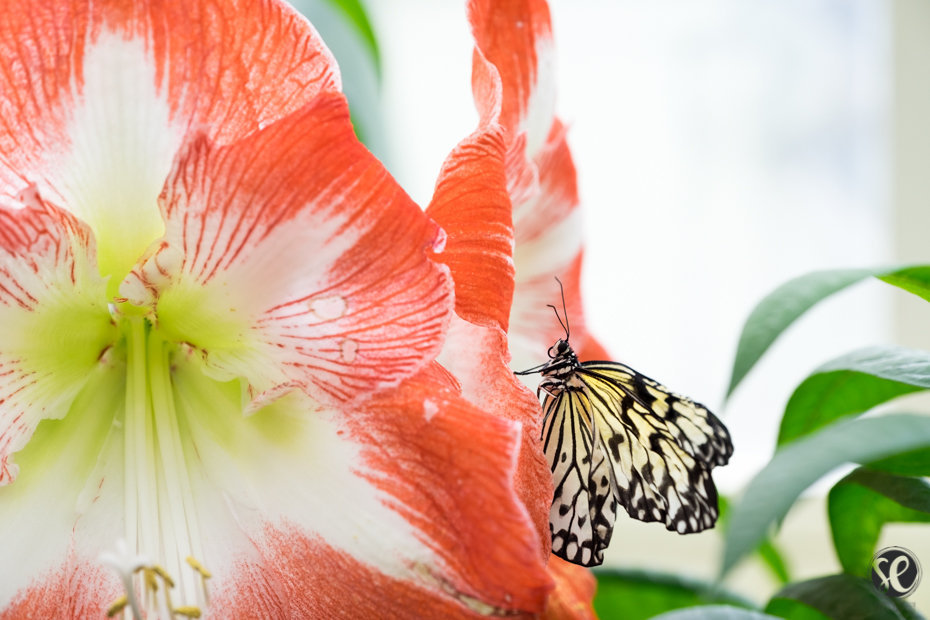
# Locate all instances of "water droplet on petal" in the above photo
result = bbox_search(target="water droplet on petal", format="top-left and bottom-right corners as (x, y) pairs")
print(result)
(423, 399), (438, 422)
(340, 339), (358, 364)
(308, 296), (347, 320)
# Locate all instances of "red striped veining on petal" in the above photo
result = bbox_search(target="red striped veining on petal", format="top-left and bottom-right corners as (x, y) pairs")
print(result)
(0, 190), (110, 486)
(0, 0), (340, 201)
(344, 364), (553, 613)
(155, 93), (452, 407)
(0, 557), (120, 620)
(217, 530), (539, 620)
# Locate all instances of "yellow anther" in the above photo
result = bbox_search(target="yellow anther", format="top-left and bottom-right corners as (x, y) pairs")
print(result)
(185, 556), (212, 579)
(173, 606), (203, 618)
(106, 595), (128, 618)
(144, 568), (159, 592)
(152, 564), (175, 588)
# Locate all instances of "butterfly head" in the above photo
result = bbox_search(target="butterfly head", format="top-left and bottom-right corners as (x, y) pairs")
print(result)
(548, 338), (574, 360)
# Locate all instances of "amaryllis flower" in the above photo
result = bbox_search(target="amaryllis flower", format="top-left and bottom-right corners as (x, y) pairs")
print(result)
(428, 0), (603, 618)
(0, 1), (554, 618)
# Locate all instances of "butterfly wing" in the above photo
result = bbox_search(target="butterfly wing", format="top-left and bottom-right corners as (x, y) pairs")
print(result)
(577, 361), (733, 534)
(541, 387), (617, 566)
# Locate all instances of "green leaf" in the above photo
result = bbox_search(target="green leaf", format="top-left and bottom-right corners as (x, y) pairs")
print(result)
(869, 448), (930, 476)
(878, 266), (930, 303)
(320, 0), (381, 76)
(649, 607), (782, 620)
(758, 540), (791, 584)
(765, 598), (832, 620)
(725, 265), (930, 399)
(592, 569), (755, 620)
(766, 574), (924, 620)
(719, 496), (792, 584)
(289, 0), (388, 160)
(727, 268), (893, 398)
(828, 468), (930, 575)
(778, 346), (930, 445)
(721, 414), (930, 575)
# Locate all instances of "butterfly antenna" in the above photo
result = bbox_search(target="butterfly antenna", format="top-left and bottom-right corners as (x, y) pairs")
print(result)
(554, 277), (570, 340)
(548, 304), (569, 341)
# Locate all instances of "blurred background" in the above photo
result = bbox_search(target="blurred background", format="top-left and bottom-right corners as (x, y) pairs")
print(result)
(291, 0), (930, 608)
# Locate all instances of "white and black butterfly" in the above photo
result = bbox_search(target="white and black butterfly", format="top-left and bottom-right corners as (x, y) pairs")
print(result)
(516, 282), (733, 567)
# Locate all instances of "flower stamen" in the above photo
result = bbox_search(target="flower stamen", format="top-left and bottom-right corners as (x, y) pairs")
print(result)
(186, 556), (212, 605)
(106, 596), (128, 618)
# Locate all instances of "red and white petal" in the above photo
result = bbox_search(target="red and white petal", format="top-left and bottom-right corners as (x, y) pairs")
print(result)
(467, 0), (556, 156)
(512, 121), (580, 246)
(0, 359), (124, 614)
(144, 93), (452, 408)
(0, 0), (340, 284)
(172, 356), (553, 615)
(437, 315), (553, 557)
(0, 561), (119, 620)
(468, 0), (593, 365)
(510, 245), (587, 379)
(0, 195), (116, 486)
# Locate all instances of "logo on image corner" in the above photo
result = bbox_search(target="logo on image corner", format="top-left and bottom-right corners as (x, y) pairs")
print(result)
(871, 546), (922, 599)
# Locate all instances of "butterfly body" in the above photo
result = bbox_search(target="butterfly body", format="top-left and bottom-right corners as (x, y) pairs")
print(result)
(527, 337), (733, 567)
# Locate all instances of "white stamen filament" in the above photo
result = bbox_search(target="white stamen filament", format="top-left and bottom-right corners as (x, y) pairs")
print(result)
(120, 317), (208, 617)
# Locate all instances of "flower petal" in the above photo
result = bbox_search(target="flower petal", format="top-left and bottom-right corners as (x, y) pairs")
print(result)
(0, 0), (340, 286)
(349, 364), (552, 611)
(0, 357), (124, 610)
(468, 0), (592, 375)
(142, 92), (451, 407)
(172, 357), (552, 614)
(541, 556), (597, 620)
(577, 334), (611, 363)
(218, 532), (532, 620)
(0, 562), (118, 620)
(512, 120), (580, 246)
(438, 315), (553, 557)
(426, 58), (514, 332)
(467, 0), (556, 156)
(510, 249), (588, 376)
(0, 194), (116, 486)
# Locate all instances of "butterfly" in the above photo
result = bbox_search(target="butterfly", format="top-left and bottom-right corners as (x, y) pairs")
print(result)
(515, 281), (733, 567)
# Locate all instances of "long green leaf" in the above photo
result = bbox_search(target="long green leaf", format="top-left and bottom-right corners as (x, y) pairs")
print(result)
(778, 346), (930, 445)
(757, 540), (791, 584)
(726, 268), (894, 398)
(718, 496), (792, 584)
(593, 569), (755, 620)
(724, 265), (930, 398)
(828, 468), (930, 575)
(878, 266), (930, 303)
(721, 414), (930, 575)
(650, 607), (782, 620)
(766, 574), (924, 620)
